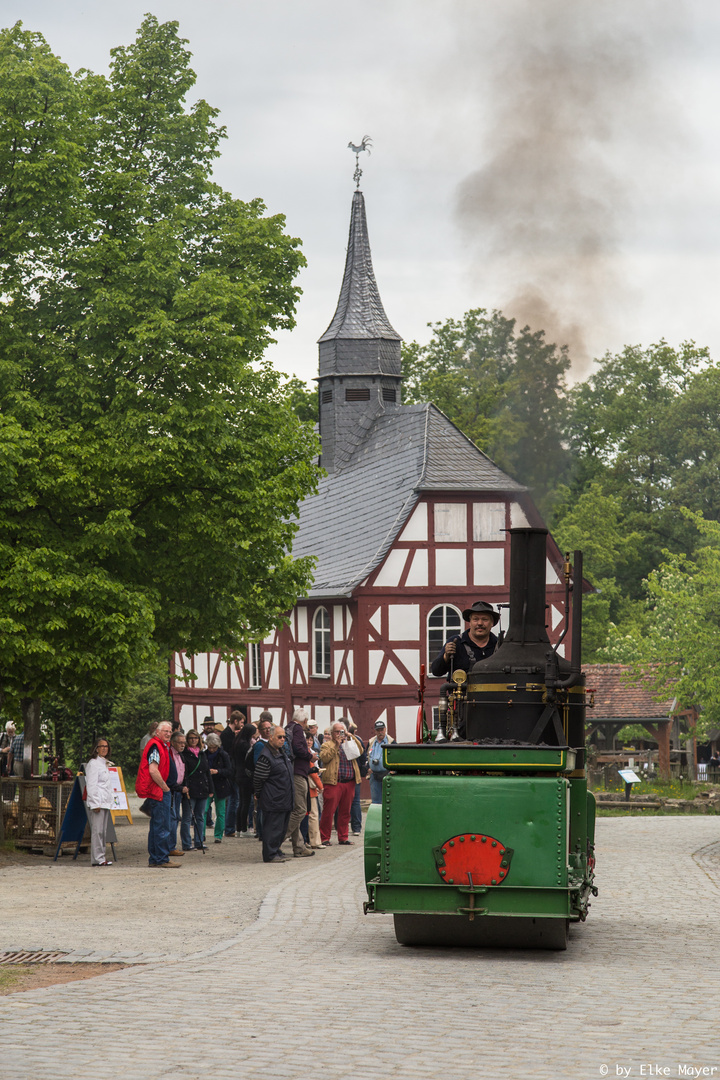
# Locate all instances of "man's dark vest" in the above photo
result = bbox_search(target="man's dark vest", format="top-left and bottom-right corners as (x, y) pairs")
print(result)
(257, 745), (295, 813)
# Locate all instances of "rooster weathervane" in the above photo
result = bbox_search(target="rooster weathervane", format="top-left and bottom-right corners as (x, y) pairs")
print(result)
(348, 135), (372, 188)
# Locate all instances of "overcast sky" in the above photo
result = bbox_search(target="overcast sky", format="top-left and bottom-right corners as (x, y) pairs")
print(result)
(5, 0), (720, 383)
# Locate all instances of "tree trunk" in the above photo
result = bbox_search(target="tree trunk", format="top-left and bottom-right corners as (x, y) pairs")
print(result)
(653, 721), (671, 782)
(20, 698), (41, 779)
(685, 735), (696, 782)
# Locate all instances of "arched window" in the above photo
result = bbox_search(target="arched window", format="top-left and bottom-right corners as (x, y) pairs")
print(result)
(427, 604), (463, 665)
(313, 607), (331, 677)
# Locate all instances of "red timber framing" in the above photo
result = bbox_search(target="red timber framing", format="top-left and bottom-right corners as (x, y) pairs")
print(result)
(170, 493), (575, 748)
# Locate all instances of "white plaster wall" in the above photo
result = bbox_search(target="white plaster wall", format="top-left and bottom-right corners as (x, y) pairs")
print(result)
(382, 658), (405, 685)
(193, 654), (209, 690)
(268, 658), (279, 689)
(179, 704), (194, 728)
(369, 650), (383, 684)
(547, 559), (561, 585)
(405, 549), (428, 587)
(473, 548), (505, 586)
(510, 502), (530, 527)
(394, 649), (420, 681)
(388, 604), (420, 641)
(369, 607), (382, 634)
(398, 502), (427, 541)
(374, 548), (408, 587)
(395, 705), (418, 742)
(435, 548), (467, 586)
(334, 650), (346, 684)
(296, 607), (308, 644)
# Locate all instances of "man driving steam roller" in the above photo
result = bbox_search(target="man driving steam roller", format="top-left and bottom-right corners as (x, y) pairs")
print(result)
(430, 601), (499, 678)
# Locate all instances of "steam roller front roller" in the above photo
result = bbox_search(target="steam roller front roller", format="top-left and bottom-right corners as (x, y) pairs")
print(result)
(392, 914), (569, 951)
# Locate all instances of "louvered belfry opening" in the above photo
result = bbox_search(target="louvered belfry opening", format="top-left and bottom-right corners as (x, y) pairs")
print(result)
(317, 190), (402, 473)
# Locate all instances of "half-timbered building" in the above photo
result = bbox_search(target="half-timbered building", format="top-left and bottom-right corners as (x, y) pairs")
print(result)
(171, 188), (569, 742)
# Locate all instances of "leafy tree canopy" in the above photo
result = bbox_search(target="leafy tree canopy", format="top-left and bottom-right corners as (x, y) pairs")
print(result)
(600, 511), (720, 739)
(0, 18), (321, 739)
(284, 376), (318, 424)
(551, 482), (643, 661)
(42, 657), (173, 774)
(562, 341), (711, 594)
(402, 308), (571, 511)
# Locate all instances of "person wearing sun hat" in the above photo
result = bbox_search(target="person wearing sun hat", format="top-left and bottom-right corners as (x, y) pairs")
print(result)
(430, 600), (500, 678)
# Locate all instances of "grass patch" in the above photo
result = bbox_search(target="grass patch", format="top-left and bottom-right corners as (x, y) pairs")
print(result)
(0, 969), (19, 992)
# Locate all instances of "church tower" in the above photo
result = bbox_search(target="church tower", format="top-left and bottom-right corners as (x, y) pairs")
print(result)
(317, 190), (402, 473)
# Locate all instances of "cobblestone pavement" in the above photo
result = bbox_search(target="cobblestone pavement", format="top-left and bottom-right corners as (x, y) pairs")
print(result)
(2, 817), (720, 1080)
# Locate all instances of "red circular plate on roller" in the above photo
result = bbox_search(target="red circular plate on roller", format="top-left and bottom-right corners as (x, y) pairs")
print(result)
(434, 833), (512, 886)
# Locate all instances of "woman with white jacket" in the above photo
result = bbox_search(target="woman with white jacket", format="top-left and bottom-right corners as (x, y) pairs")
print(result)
(84, 737), (115, 867)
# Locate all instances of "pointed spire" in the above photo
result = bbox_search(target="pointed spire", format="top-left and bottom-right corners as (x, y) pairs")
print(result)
(318, 191), (401, 344)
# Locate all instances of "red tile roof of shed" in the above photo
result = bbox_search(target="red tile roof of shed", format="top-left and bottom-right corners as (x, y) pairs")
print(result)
(584, 664), (674, 719)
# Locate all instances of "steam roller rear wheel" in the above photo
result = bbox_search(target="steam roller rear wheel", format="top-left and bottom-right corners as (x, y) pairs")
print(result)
(393, 914), (569, 951)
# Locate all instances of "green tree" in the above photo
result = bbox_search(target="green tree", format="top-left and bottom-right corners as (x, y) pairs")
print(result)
(0, 18), (321, 768)
(43, 657), (173, 775)
(551, 482), (643, 661)
(284, 376), (318, 423)
(402, 308), (571, 510)
(565, 340), (710, 595)
(601, 511), (720, 738)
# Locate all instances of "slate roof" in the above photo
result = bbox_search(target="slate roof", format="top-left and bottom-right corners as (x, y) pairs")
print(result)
(318, 190), (401, 344)
(584, 664), (674, 720)
(292, 402), (524, 598)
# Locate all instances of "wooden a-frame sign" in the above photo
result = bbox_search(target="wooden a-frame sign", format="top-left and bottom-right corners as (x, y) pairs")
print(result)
(108, 766), (133, 825)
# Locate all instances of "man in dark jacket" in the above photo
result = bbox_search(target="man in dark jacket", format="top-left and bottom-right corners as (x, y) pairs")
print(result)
(283, 708), (316, 858)
(253, 726), (295, 863)
(430, 601), (500, 677)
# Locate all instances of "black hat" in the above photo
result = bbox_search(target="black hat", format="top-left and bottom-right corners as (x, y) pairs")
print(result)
(462, 600), (500, 625)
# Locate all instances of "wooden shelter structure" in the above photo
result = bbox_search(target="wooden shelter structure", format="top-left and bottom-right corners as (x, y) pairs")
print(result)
(584, 663), (675, 780)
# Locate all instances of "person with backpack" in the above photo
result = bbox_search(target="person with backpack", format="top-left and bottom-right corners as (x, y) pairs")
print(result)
(368, 719), (394, 804)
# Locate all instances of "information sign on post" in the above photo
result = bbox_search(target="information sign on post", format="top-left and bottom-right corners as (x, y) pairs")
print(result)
(618, 767), (642, 802)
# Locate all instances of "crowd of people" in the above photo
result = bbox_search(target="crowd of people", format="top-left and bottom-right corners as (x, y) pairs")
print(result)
(118, 709), (394, 869)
